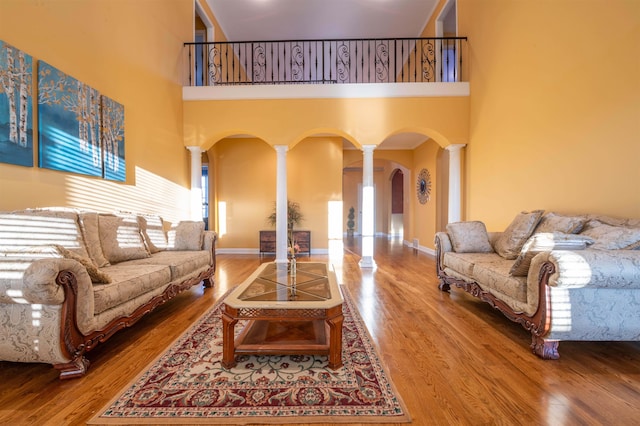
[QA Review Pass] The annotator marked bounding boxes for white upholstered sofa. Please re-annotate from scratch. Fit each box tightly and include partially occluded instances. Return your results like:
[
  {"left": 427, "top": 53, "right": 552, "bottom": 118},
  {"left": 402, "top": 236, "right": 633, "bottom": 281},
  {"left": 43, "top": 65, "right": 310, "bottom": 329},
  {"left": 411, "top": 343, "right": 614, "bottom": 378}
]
[
  {"left": 435, "top": 210, "right": 640, "bottom": 359},
  {"left": 0, "top": 208, "right": 216, "bottom": 379}
]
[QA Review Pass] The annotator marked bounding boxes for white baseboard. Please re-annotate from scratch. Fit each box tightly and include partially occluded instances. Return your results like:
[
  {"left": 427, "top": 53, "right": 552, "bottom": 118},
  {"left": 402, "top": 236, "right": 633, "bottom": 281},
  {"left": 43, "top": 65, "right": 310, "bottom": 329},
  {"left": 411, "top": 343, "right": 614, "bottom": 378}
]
[{"left": 402, "top": 239, "right": 435, "bottom": 256}]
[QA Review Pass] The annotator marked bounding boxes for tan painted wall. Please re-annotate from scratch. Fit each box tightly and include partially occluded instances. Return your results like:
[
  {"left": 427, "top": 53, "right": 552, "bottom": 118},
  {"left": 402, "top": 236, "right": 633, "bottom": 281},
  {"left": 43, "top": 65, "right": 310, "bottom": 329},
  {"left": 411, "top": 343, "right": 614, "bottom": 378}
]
[
  {"left": 289, "top": 137, "right": 343, "bottom": 248},
  {"left": 0, "top": 0, "right": 193, "bottom": 222},
  {"left": 183, "top": 97, "right": 469, "bottom": 149},
  {"left": 459, "top": 0, "right": 640, "bottom": 229},
  {"left": 209, "top": 138, "right": 275, "bottom": 248},
  {"left": 412, "top": 141, "right": 440, "bottom": 248}
]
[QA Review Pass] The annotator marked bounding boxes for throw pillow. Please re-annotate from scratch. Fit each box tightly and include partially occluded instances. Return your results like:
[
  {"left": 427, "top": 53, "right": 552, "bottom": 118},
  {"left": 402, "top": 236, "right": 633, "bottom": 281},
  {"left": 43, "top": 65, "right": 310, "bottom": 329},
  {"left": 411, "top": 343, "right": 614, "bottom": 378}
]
[
  {"left": 535, "top": 212, "right": 586, "bottom": 234},
  {"left": 446, "top": 221, "right": 494, "bottom": 253},
  {"left": 168, "top": 221, "right": 205, "bottom": 251},
  {"left": 54, "top": 245, "right": 112, "bottom": 284},
  {"left": 509, "top": 233, "right": 595, "bottom": 276},
  {"left": 137, "top": 215, "right": 167, "bottom": 254},
  {"left": 580, "top": 220, "right": 640, "bottom": 250},
  {"left": 494, "top": 210, "right": 545, "bottom": 260},
  {"left": 78, "top": 212, "right": 111, "bottom": 267},
  {"left": 98, "top": 214, "right": 150, "bottom": 263}
]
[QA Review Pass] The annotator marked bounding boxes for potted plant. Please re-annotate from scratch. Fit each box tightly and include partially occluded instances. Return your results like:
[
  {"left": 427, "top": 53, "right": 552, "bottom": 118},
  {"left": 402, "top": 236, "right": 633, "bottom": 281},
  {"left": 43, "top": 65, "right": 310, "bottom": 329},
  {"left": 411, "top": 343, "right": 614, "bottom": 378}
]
[
  {"left": 268, "top": 200, "right": 304, "bottom": 257},
  {"left": 347, "top": 206, "right": 355, "bottom": 236},
  {"left": 267, "top": 199, "right": 304, "bottom": 230}
]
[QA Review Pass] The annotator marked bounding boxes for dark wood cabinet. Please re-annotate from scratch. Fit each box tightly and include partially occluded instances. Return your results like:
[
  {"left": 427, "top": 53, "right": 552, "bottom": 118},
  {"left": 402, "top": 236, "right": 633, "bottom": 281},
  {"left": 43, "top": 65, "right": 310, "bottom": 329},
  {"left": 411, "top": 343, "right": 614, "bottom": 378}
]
[{"left": 259, "top": 230, "right": 310, "bottom": 256}]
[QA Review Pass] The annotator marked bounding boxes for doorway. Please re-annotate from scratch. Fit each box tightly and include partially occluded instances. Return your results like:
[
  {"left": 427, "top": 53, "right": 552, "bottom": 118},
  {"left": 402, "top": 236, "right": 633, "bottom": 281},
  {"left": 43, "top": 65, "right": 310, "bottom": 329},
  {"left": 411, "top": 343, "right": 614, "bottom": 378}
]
[{"left": 390, "top": 169, "right": 404, "bottom": 237}]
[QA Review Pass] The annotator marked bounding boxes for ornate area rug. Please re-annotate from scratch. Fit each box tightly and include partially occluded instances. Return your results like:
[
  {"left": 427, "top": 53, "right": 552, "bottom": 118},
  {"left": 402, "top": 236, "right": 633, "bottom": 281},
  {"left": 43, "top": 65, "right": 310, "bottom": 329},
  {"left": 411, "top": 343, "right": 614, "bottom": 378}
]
[{"left": 89, "top": 287, "right": 410, "bottom": 424}]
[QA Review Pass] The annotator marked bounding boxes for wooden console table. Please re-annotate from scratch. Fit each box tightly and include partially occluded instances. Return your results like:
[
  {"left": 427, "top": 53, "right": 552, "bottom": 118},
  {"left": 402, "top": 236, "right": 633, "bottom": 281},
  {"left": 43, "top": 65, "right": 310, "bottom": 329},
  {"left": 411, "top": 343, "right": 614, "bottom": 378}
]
[{"left": 259, "top": 230, "right": 311, "bottom": 256}]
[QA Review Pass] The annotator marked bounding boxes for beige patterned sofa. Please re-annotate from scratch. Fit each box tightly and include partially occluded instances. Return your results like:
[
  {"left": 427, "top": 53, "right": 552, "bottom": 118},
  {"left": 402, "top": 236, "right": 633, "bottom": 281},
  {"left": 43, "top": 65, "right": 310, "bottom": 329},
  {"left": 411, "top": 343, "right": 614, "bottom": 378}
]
[
  {"left": 0, "top": 208, "right": 216, "bottom": 379},
  {"left": 435, "top": 210, "right": 640, "bottom": 359}
]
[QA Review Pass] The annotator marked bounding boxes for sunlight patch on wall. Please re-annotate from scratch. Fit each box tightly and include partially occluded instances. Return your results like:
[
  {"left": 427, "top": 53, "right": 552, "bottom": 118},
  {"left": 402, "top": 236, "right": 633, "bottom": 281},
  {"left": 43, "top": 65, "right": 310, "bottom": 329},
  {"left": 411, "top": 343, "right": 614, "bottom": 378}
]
[
  {"left": 218, "top": 201, "right": 227, "bottom": 237},
  {"left": 327, "top": 200, "right": 343, "bottom": 240},
  {"left": 64, "top": 166, "right": 190, "bottom": 223}
]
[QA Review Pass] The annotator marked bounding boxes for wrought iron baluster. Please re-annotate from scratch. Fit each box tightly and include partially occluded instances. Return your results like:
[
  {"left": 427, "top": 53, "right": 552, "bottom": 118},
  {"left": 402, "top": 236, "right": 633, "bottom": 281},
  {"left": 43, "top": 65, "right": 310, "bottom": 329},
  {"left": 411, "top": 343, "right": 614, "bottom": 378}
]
[
  {"left": 208, "top": 44, "right": 220, "bottom": 85},
  {"left": 337, "top": 41, "right": 350, "bottom": 83},
  {"left": 375, "top": 40, "right": 389, "bottom": 83},
  {"left": 291, "top": 42, "right": 304, "bottom": 82}
]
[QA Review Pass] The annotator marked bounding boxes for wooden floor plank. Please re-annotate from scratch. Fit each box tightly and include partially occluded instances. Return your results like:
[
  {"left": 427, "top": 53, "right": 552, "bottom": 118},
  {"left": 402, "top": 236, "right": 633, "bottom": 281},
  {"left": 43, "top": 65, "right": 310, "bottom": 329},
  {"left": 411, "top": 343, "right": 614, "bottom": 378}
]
[{"left": 1, "top": 237, "right": 640, "bottom": 425}]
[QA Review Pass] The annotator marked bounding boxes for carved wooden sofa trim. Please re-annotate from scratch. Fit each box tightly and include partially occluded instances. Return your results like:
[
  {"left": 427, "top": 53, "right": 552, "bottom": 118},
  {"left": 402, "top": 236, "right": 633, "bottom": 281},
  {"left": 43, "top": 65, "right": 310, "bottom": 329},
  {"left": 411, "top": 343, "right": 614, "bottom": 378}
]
[
  {"left": 435, "top": 241, "right": 559, "bottom": 359},
  {"left": 53, "top": 266, "right": 215, "bottom": 379}
]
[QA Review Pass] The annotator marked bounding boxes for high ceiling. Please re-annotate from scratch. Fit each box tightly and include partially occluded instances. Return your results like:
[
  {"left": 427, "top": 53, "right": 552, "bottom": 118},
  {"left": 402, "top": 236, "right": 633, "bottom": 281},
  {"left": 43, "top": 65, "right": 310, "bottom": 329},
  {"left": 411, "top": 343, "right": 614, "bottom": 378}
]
[
  {"left": 204, "top": 0, "right": 440, "bottom": 150},
  {"left": 205, "top": 0, "right": 440, "bottom": 41}
]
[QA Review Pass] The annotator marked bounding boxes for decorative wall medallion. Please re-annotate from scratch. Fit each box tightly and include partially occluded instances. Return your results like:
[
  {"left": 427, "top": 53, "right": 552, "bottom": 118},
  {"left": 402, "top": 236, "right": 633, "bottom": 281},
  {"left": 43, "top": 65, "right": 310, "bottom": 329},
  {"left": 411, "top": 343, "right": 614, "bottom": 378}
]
[{"left": 416, "top": 168, "right": 431, "bottom": 204}]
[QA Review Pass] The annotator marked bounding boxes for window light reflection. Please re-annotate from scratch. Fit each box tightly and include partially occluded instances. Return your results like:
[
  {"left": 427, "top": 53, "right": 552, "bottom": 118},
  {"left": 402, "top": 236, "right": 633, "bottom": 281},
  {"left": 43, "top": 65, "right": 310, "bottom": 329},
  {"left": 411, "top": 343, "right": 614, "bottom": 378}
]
[
  {"left": 64, "top": 166, "right": 191, "bottom": 224},
  {"left": 31, "top": 304, "right": 42, "bottom": 327}
]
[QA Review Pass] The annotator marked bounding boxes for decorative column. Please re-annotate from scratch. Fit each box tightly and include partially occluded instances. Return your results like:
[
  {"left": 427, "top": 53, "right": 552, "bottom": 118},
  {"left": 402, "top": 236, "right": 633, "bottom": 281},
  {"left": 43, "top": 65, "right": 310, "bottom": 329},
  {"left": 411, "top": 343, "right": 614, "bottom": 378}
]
[
  {"left": 274, "top": 145, "right": 289, "bottom": 264},
  {"left": 446, "top": 144, "right": 466, "bottom": 224},
  {"left": 360, "top": 145, "right": 377, "bottom": 268},
  {"left": 187, "top": 146, "right": 203, "bottom": 221}
]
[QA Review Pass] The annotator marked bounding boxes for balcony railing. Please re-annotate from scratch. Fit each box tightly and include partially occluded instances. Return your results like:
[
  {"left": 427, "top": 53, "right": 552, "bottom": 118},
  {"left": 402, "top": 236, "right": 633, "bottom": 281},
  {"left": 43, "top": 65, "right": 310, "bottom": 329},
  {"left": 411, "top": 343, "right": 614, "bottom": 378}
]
[{"left": 184, "top": 37, "right": 467, "bottom": 87}]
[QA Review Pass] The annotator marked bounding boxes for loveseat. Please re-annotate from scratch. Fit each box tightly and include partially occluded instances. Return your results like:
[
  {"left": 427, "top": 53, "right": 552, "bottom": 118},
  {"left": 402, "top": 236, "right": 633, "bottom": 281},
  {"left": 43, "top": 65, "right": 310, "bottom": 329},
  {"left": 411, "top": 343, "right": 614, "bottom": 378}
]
[
  {"left": 0, "top": 208, "right": 216, "bottom": 379},
  {"left": 435, "top": 210, "right": 640, "bottom": 359}
]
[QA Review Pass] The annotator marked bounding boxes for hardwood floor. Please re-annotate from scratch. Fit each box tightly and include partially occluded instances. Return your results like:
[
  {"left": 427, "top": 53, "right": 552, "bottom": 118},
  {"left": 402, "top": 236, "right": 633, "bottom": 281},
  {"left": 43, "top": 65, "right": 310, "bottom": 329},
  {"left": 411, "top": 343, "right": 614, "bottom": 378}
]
[{"left": 1, "top": 237, "right": 639, "bottom": 425}]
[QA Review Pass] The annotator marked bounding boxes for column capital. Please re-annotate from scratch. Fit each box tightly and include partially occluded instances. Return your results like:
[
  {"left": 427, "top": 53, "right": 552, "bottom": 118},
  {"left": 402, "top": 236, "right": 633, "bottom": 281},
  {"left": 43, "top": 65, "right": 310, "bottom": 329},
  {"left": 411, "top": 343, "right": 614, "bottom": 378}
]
[
  {"left": 362, "top": 144, "right": 376, "bottom": 153},
  {"left": 274, "top": 145, "right": 289, "bottom": 153},
  {"left": 186, "top": 146, "right": 203, "bottom": 154},
  {"left": 445, "top": 143, "right": 466, "bottom": 152}
]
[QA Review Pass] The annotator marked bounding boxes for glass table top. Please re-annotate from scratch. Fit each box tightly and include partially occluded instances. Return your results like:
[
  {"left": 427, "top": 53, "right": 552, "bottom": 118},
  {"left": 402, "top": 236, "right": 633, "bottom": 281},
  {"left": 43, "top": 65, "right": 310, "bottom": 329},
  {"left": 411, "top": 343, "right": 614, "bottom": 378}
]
[{"left": 237, "top": 262, "right": 331, "bottom": 302}]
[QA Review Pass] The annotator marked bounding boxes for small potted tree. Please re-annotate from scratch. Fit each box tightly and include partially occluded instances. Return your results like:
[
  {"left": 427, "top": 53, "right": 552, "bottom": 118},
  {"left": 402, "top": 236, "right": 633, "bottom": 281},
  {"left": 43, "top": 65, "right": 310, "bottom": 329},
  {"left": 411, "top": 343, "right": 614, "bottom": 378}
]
[{"left": 347, "top": 206, "right": 355, "bottom": 236}]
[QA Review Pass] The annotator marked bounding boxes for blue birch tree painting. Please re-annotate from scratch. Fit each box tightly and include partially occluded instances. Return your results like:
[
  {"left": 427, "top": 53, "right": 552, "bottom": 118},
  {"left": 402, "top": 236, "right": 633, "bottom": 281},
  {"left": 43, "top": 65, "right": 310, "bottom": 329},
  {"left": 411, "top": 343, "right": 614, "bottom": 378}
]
[
  {"left": 0, "top": 40, "right": 33, "bottom": 167},
  {"left": 38, "top": 61, "right": 102, "bottom": 177},
  {"left": 101, "top": 96, "right": 125, "bottom": 181}
]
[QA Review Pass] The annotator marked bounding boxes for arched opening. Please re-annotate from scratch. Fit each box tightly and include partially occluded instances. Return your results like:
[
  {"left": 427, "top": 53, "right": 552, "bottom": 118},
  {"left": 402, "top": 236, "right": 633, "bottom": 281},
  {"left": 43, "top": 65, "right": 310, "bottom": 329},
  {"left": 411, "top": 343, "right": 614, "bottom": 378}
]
[{"left": 390, "top": 169, "right": 404, "bottom": 238}]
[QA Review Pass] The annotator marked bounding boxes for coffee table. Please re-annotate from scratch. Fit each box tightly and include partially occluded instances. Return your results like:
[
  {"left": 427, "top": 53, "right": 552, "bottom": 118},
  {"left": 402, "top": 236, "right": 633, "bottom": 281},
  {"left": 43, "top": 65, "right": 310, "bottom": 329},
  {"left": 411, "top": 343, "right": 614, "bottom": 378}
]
[{"left": 221, "top": 261, "right": 344, "bottom": 369}]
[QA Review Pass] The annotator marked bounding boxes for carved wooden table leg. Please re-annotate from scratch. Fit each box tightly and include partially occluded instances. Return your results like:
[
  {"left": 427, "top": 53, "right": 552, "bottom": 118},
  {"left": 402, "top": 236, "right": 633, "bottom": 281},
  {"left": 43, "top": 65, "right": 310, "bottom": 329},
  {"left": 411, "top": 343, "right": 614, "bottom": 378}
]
[
  {"left": 327, "top": 305, "right": 344, "bottom": 370},
  {"left": 221, "top": 306, "right": 238, "bottom": 368}
]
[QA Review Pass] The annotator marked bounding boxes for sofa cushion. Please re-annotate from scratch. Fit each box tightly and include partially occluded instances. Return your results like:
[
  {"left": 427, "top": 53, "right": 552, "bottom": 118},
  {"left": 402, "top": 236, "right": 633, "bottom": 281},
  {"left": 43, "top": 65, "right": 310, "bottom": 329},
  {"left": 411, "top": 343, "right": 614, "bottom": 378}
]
[
  {"left": 137, "top": 214, "right": 167, "bottom": 253},
  {"left": 78, "top": 212, "right": 111, "bottom": 267},
  {"left": 99, "top": 214, "right": 150, "bottom": 264},
  {"left": 509, "top": 233, "right": 595, "bottom": 276},
  {"left": 444, "top": 252, "right": 503, "bottom": 277},
  {"left": 473, "top": 261, "right": 528, "bottom": 303},
  {"left": 580, "top": 220, "right": 640, "bottom": 250},
  {"left": 535, "top": 212, "right": 586, "bottom": 234},
  {"left": 93, "top": 263, "right": 171, "bottom": 315},
  {"left": 446, "top": 221, "right": 494, "bottom": 253},
  {"left": 53, "top": 245, "right": 112, "bottom": 283},
  {"left": 494, "top": 210, "right": 545, "bottom": 260},
  {"left": 127, "top": 250, "right": 211, "bottom": 281},
  {"left": 167, "top": 221, "right": 205, "bottom": 251}
]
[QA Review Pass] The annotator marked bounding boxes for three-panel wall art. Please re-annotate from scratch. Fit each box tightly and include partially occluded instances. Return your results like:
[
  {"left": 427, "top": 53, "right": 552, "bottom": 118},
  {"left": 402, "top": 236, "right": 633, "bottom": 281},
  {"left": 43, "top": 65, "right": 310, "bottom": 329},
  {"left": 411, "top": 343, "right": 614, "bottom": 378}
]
[{"left": 0, "top": 40, "right": 125, "bottom": 181}]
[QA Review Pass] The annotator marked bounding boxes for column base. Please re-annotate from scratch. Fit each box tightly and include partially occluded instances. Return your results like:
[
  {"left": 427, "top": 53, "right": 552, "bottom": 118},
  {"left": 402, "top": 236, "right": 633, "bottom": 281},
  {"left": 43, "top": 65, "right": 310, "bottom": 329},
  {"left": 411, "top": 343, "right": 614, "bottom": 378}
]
[{"left": 359, "top": 256, "right": 377, "bottom": 269}]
